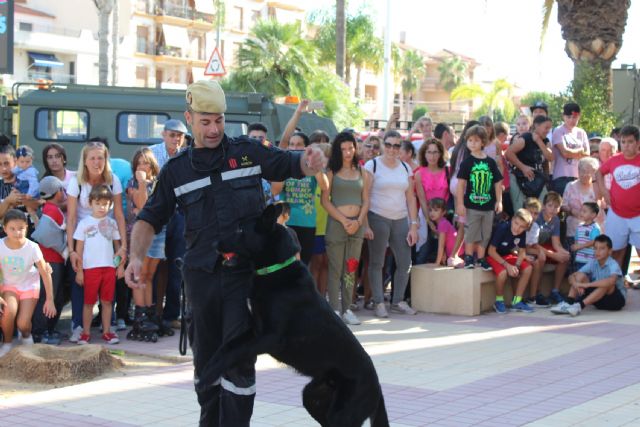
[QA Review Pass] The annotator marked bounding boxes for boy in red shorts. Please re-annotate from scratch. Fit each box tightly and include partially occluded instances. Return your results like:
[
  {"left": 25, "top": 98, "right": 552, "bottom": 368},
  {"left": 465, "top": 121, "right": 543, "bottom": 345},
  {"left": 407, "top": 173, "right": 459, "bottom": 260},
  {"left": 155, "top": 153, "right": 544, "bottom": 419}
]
[
  {"left": 487, "top": 209, "right": 534, "bottom": 313},
  {"left": 73, "top": 185, "right": 124, "bottom": 344}
]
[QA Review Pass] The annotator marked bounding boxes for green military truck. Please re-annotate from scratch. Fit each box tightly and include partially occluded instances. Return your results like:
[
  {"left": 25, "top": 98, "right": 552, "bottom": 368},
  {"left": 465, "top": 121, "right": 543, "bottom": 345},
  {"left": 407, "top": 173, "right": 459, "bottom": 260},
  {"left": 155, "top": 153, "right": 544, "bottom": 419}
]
[{"left": 0, "top": 83, "right": 337, "bottom": 171}]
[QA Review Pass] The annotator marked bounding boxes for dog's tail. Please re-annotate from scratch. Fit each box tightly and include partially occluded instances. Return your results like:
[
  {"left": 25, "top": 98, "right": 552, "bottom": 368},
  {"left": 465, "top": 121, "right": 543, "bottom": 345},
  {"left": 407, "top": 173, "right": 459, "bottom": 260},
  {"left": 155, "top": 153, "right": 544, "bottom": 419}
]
[{"left": 370, "top": 394, "right": 389, "bottom": 427}]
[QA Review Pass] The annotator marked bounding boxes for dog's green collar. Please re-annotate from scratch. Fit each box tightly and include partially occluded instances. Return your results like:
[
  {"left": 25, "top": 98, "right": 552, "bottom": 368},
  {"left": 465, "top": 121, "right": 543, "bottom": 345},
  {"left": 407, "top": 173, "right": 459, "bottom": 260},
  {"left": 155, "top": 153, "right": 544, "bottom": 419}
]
[{"left": 255, "top": 256, "right": 297, "bottom": 276}]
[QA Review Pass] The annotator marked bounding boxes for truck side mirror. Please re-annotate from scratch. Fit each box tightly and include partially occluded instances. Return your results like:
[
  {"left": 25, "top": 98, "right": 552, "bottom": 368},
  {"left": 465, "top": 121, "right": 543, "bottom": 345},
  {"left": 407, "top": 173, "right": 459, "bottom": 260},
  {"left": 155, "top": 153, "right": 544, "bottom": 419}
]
[{"left": 0, "top": 95, "right": 6, "bottom": 108}]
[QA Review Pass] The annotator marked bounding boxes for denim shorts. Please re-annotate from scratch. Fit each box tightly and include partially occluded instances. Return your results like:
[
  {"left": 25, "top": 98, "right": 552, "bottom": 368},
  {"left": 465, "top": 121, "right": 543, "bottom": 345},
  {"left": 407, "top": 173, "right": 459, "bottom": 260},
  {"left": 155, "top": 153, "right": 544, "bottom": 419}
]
[{"left": 147, "top": 226, "right": 167, "bottom": 259}]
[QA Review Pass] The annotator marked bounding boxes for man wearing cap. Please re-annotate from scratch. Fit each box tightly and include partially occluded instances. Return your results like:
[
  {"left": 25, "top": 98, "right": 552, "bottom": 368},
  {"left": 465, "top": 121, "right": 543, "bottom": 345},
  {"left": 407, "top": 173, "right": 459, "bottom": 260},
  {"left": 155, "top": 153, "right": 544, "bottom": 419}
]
[
  {"left": 550, "top": 102, "right": 590, "bottom": 195},
  {"left": 530, "top": 101, "right": 549, "bottom": 119},
  {"left": 150, "top": 118, "right": 189, "bottom": 331},
  {"left": 125, "top": 80, "right": 325, "bottom": 426}
]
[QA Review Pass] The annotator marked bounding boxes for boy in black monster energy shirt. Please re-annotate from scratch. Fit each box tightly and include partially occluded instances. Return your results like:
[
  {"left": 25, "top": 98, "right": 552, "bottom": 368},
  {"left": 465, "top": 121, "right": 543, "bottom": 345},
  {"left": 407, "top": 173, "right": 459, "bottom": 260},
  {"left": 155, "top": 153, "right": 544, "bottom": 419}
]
[{"left": 456, "top": 125, "right": 503, "bottom": 270}]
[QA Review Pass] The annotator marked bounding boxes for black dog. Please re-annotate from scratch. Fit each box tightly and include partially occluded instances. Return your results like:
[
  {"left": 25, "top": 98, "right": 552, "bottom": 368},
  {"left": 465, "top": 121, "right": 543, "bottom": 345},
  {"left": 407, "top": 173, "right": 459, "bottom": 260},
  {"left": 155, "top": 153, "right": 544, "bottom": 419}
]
[{"left": 202, "top": 203, "right": 389, "bottom": 427}]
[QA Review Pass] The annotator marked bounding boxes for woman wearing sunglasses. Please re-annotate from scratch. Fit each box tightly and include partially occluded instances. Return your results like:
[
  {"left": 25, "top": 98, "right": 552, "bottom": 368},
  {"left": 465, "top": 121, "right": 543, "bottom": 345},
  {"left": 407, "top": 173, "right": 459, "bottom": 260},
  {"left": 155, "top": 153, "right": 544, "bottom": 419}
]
[{"left": 364, "top": 130, "right": 419, "bottom": 318}]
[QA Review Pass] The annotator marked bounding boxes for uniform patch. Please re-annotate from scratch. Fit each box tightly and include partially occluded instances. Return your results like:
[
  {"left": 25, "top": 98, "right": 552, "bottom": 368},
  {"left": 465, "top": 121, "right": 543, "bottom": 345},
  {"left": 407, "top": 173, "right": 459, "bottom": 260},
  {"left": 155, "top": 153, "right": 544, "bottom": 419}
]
[
  {"left": 229, "top": 158, "right": 238, "bottom": 169},
  {"left": 241, "top": 155, "right": 253, "bottom": 167}
]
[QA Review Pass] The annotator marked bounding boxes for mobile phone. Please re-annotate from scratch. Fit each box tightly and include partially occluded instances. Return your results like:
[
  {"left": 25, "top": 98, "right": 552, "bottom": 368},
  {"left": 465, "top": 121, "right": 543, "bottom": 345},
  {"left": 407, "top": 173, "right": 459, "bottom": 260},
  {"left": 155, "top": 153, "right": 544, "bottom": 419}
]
[{"left": 308, "top": 101, "right": 324, "bottom": 110}]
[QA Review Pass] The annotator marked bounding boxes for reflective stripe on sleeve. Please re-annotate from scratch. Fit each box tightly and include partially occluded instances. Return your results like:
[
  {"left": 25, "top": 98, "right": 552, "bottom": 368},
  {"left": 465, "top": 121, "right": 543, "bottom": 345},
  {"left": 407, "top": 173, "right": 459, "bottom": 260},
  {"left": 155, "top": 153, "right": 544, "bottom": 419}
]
[{"left": 173, "top": 177, "right": 212, "bottom": 196}]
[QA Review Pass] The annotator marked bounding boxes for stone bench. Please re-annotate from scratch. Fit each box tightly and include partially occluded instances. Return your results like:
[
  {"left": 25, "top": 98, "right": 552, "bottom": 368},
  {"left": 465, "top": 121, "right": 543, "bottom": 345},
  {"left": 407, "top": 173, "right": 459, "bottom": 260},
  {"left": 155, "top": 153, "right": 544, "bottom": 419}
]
[{"left": 410, "top": 264, "right": 568, "bottom": 316}]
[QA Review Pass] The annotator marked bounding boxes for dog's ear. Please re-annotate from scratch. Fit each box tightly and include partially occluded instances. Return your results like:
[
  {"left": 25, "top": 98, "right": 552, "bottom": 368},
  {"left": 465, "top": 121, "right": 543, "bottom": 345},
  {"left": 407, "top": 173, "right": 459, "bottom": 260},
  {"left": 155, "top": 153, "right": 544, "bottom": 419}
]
[{"left": 256, "top": 203, "right": 281, "bottom": 233}]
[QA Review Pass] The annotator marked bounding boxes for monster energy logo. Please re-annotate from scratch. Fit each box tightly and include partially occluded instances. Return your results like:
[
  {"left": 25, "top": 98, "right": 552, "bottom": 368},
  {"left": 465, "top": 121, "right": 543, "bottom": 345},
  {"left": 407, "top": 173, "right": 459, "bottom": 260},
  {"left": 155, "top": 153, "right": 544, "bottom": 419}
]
[{"left": 469, "top": 161, "right": 493, "bottom": 205}]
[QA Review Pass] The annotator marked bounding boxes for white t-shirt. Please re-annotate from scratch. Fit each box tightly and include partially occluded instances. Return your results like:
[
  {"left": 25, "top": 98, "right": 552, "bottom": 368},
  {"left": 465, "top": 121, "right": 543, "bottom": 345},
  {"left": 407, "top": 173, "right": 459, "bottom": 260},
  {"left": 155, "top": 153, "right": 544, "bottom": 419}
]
[
  {"left": 66, "top": 175, "right": 123, "bottom": 222},
  {"left": 526, "top": 222, "right": 540, "bottom": 246},
  {"left": 364, "top": 158, "right": 412, "bottom": 220},
  {"left": 551, "top": 124, "right": 589, "bottom": 179},
  {"left": 0, "top": 238, "right": 43, "bottom": 292},
  {"left": 73, "top": 216, "right": 121, "bottom": 269}
]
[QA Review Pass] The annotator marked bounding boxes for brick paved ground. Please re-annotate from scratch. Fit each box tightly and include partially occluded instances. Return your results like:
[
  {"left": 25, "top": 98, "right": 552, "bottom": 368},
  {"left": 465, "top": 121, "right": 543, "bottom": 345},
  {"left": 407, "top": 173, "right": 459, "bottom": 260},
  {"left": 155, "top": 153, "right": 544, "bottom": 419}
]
[{"left": 1, "top": 289, "right": 640, "bottom": 426}]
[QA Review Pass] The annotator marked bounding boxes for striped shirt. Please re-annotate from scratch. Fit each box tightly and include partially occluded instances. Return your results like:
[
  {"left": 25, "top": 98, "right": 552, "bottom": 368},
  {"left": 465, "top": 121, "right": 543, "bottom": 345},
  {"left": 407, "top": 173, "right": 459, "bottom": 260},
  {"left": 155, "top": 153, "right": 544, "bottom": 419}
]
[{"left": 150, "top": 143, "right": 171, "bottom": 169}]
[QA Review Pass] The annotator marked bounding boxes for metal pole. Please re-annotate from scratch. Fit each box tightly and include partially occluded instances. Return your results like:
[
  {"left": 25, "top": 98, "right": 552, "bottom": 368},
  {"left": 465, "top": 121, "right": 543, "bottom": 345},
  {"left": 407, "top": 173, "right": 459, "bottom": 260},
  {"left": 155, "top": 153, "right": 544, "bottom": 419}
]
[
  {"left": 382, "top": 0, "right": 391, "bottom": 121},
  {"left": 216, "top": 0, "right": 221, "bottom": 49}
]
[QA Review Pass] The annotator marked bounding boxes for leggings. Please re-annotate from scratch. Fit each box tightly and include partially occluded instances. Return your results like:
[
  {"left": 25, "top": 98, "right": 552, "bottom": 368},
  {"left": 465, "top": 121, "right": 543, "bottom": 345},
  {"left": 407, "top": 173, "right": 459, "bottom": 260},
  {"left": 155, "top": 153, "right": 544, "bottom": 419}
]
[
  {"left": 367, "top": 211, "right": 411, "bottom": 305},
  {"left": 325, "top": 217, "right": 364, "bottom": 313},
  {"left": 290, "top": 225, "right": 316, "bottom": 265}
]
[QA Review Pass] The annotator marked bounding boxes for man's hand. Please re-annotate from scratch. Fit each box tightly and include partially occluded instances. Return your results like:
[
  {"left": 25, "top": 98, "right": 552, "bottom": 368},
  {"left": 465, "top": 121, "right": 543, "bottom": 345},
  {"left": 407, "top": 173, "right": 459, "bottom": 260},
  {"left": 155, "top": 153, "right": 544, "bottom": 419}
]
[
  {"left": 302, "top": 145, "right": 325, "bottom": 174},
  {"left": 506, "top": 264, "right": 519, "bottom": 277},
  {"left": 125, "top": 257, "right": 145, "bottom": 289}
]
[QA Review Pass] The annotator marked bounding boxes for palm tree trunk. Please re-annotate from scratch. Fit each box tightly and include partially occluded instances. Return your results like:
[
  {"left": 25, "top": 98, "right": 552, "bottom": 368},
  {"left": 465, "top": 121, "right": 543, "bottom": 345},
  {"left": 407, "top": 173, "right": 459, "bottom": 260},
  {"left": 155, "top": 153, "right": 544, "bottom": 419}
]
[
  {"left": 94, "top": 0, "right": 114, "bottom": 86},
  {"left": 345, "top": 57, "right": 351, "bottom": 87},
  {"left": 110, "top": 0, "right": 118, "bottom": 85},
  {"left": 355, "top": 66, "right": 362, "bottom": 98},
  {"left": 335, "top": 0, "right": 346, "bottom": 79}
]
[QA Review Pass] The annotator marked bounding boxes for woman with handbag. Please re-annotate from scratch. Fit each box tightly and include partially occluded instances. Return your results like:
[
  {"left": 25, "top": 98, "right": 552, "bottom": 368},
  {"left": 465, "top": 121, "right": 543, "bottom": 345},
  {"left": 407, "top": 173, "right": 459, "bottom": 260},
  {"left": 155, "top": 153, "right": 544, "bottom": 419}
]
[{"left": 506, "top": 115, "right": 554, "bottom": 210}]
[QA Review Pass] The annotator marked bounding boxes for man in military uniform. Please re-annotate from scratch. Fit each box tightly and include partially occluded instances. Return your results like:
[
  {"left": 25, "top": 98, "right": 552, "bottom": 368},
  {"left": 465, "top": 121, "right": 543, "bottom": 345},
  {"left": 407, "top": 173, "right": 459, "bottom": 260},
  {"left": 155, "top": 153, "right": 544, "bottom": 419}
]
[{"left": 125, "top": 80, "right": 325, "bottom": 426}]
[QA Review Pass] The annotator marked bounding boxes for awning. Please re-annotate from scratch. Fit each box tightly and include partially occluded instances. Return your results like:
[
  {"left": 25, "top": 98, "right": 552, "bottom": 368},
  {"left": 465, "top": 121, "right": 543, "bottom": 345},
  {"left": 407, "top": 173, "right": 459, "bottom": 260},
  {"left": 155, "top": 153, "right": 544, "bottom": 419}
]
[
  {"left": 194, "top": 0, "right": 216, "bottom": 14},
  {"left": 28, "top": 52, "right": 64, "bottom": 68},
  {"left": 162, "top": 24, "right": 190, "bottom": 48}
]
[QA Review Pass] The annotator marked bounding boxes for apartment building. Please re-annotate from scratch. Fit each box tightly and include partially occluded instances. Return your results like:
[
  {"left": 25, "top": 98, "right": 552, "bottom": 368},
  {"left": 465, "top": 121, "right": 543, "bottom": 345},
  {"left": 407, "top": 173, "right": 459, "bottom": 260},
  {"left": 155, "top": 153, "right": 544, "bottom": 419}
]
[{"left": 3, "top": 0, "right": 305, "bottom": 91}]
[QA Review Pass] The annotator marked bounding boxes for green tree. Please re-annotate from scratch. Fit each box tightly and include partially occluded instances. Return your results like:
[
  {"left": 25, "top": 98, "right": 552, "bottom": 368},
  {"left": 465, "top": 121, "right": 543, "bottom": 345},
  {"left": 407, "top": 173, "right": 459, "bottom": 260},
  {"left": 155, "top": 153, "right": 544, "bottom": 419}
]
[
  {"left": 400, "top": 49, "right": 425, "bottom": 120},
  {"left": 452, "top": 79, "right": 516, "bottom": 121},
  {"left": 438, "top": 56, "right": 467, "bottom": 94},
  {"left": 224, "top": 19, "right": 316, "bottom": 96},
  {"left": 307, "top": 72, "right": 365, "bottom": 130},
  {"left": 571, "top": 65, "right": 619, "bottom": 135},
  {"left": 519, "top": 91, "right": 567, "bottom": 124},
  {"left": 312, "top": 9, "right": 383, "bottom": 90},
  {"left": 541, "top": 0, "right": 631, "bottom": 107}
]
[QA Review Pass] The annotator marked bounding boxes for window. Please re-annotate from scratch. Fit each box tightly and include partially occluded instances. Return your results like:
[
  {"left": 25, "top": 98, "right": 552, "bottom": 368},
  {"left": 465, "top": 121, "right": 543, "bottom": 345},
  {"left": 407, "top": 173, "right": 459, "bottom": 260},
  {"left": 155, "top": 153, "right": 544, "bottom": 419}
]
[
  {"left": 136, "top": 66, "right": 148, "bottom": 87},
  {"left": 137, "top": 26, "right": 149, "bottom": 54},
  {"left": 364, "top": 85, "right": 377, "bottom": 101},
  {"left": 116, "top": 112, "right": 169, "bottom": 144},
  {"left": 19, "top": 22, "right": 33, "bottom": 32},
  {"left": 232, "top": 6, "right": 243, "bottom": 31},
  {"left": 225, "top": 122, "right": 248, "bottom": 138},
  {"left": 35, "top": 109, "right": 89, "bottom": 142}
]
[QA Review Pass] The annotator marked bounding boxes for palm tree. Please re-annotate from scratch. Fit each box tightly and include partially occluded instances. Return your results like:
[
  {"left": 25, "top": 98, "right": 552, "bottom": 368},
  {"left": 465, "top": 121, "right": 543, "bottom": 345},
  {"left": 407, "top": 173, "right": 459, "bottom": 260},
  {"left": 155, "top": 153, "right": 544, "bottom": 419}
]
[
  {"left": 336, "top": 0, "right": 346, "bottom": 79},
  {"left": 452, "top": 79, "right": 515, "bottom": 121},
  {"left": 225, "top": 20, "right": 316, "bottom": 97},
  {"left": 400, "top": 49, "right": 425, "bottom": 120},
  {"left": 541, "top": 0, "right": 631, "bottom": 106},
  {"left": 438, "top": 56, "right": 467, "bottom": 110},
  {"left": 110, "top": 0, "right": 118, "bottom": 85},
  {"left": 93, "top": 0, "right": 115, "bottom": 86},
  {"left": 313, "top": 10, "right": 383, "bottom": 90}
]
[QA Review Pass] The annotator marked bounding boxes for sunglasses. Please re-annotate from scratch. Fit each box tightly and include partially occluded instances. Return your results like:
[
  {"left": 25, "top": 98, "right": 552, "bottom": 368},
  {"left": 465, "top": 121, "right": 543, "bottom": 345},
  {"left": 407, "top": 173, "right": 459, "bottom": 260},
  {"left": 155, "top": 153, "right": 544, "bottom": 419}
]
[
  {"left": 384, "top": 142, "right": 402, "bottom": 149},
  {"left": 364, "top": 143, "right": 380, "bottom": 150}
]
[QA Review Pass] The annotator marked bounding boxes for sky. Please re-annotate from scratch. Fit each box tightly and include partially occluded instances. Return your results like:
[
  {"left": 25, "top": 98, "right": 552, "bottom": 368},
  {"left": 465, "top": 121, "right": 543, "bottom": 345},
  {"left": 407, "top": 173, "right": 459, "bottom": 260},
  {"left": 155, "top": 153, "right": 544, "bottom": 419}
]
[{"left": 301, "top": 0, "right": 640, "bottom": 94}]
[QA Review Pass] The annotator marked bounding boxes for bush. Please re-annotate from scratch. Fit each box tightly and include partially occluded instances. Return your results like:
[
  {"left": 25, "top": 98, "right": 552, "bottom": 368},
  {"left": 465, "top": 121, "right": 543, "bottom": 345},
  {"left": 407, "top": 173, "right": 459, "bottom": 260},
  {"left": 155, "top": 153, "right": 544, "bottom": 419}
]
[{"left": 412, "top": 106, "right": 428, "bottom": 122}]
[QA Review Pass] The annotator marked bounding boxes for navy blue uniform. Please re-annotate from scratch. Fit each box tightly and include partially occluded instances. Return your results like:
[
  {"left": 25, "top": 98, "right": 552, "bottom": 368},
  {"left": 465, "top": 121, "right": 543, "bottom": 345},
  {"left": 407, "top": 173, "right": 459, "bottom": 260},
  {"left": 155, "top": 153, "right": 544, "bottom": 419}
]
[{"left": 138, "top": 135, "right": 304, "bottom": 426}]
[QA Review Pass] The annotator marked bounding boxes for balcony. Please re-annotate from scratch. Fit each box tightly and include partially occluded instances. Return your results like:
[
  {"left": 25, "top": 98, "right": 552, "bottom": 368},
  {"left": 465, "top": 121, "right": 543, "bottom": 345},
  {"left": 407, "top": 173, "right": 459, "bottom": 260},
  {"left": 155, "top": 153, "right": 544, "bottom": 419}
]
[
  {"left": 134, "top": 0, "right": 217, "bottom": 31},
  {"left": 135, "top": 44, "right": 206, "bottom": 67}
]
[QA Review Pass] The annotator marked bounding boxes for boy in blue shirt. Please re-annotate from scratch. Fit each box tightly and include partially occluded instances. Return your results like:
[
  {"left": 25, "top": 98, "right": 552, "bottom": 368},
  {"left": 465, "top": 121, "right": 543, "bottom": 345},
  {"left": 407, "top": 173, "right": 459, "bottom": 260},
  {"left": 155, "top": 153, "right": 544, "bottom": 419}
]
[
  {"left": 551, "top": 235, "right": 625, "bottom": 316},
  {"left": 486, "top": 209, "right": 534, "bottom": 313},
  {"left": 570, "top": 202, "right": 601, "bottom": 272}
]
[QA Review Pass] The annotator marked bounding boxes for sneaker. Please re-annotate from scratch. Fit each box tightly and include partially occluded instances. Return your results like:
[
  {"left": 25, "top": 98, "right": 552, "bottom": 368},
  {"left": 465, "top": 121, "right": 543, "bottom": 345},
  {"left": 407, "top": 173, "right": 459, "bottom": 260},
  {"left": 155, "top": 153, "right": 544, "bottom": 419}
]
[
  {"left": 535, "top": 293, "right": 550, "bottom": 307},
  {"left": 511, "top": 301, "right": 534, "bottom": 313},
  {"left": 550, "top": 301, "right": 571, "bottom": 315},
  {"left": 549, "top": 289, "right": 565, "bottom": 304},
  {"left": 0, "top": 343, "right": 14, "bottom": 358},
  {"left": 493, "top": 301, "right": 507, "bottom": 314},
  {"left": 77, "top": 333, "right": 91, "bottom": 345},
  {"left": 477, "top": 258, "right": 492, "bottom": 271},
  {"left": 524, "top": 296, "right": 535, "bottom": 304},
  {"left": 567, "top": 302, "right": 582, "bottom": 317},
  {"left": 464, "top": 255, "right": 475, "bottom": 269},
  {"left": 69, "top": 326, "right": 83, "bottom": 343},
  {"left": 21, "top": 334, "right": 34, "bottom": 345},
  {"left": 374, "top": 302, "right": 388, "bottom": 318},
  {"left": 116, "top": 319, "right": 127, "bottom": 331},
  {"left": 102, "top": 332, "right": 120, "bottom": 344},
  {"left": 390, "top": 301, "right": 417, "bottom": 315},
  {"left": 42, "top": 331, "right": 61, "bottom": 345},
  {"left": 342, "top": 310, "right": 361, "bottom": 325},
  {"left": 364, "top": 300, "right": 375, "bottom": 310},
  {"left": 349, "top": 303, "right": 359, "bottom": 312}
]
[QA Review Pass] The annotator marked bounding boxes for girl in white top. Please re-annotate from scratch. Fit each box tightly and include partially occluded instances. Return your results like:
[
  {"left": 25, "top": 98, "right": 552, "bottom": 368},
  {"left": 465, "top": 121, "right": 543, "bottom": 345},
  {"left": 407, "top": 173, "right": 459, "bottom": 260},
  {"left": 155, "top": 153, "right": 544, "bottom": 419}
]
[
  {"left": 364, "top": 130, "right": 419, "bottom": 318},
  {"left": 0, "top": 209, "right": 56, "bottom": 357}
]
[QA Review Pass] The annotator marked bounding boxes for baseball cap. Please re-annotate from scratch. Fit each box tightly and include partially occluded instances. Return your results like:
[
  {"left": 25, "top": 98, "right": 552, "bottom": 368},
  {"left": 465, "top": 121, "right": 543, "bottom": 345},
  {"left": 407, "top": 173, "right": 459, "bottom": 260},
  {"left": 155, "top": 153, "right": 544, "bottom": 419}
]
[
  {"left": 563, "top": 102, "right": 581, "bottom": 116},
  {"left": 588, "top": 132, "right": 602, "bottom": 142},
  {"left": 39, "top": 176, "right": 64, "bottom": 199},
  {"left": 185, "top": 80, "right": 227, "bottom": 114},
  {"left": 164, "top": 119, "right": 188, "bottom": 134},
  {"left": 530, "top": 101, "right": 548, "bottom": 113}
]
